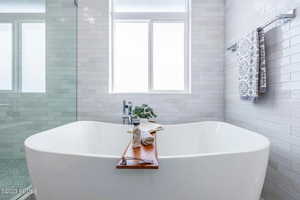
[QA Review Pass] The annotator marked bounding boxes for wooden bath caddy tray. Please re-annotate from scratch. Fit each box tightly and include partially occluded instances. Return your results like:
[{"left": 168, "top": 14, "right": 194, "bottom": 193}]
[{"left": 116, "top": 133, "right": 159, "bottom": 169}]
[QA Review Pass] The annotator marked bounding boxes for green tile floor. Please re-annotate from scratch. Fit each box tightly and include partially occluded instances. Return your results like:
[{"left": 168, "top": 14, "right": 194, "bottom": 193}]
[{"left": 0, "top": 159, "right": 31, "bottom": 200}]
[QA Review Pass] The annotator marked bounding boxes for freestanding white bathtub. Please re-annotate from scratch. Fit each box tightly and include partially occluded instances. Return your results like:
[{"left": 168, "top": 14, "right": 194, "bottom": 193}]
[{"left": 25, "top": 121, "right": 270, "bottom": 200}]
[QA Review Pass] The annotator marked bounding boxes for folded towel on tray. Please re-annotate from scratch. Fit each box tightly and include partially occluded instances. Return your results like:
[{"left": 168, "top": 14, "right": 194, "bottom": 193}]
[
  {"left": 141, "top": 131, "right": 155, "bottom": 146},
  {"left": 127, "top": 122, "right": 163, "bottom": 134},
  {"left": 140, "top": 122, "right": 163, "bottom": 133}
]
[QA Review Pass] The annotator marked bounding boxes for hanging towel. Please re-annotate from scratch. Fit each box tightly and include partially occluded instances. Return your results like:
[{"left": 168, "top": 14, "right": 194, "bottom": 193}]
[
  {"left": 237, "top": 28, "right": 267, "bottom": 101},
  {"left": 258, "top": 29, "right": 267, "bottom": 94}
]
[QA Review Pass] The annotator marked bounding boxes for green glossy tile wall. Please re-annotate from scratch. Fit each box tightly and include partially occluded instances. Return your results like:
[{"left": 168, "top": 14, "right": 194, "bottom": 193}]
[{"left": 0, "top": 0, "right": 77, "bottom": 199}]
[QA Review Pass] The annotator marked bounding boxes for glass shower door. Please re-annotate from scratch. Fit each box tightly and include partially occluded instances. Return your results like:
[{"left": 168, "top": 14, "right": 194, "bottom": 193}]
[{"left": 0, "top": 0, "right": 77, "bottom": 199}]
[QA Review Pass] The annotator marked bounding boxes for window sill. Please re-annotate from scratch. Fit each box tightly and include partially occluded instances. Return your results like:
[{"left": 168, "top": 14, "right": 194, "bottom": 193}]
[
  {"left": 0, "top": 90, "right": 46, "bottom": 95},
  {"left": 109, "top": 90, "right": 191, "bottom": 95}
]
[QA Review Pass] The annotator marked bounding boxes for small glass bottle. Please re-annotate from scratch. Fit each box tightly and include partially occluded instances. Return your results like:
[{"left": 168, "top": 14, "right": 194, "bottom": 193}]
[{"left": 132, "top": 119, "right": 141, "bottom": 149}]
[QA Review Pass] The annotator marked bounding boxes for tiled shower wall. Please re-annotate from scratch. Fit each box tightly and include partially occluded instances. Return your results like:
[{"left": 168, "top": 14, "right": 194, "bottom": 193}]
[
  {"left": 77, "top": 0, "right": 224, "bottom": 124},
  {"left": 0, "top": 0, "right": 77, "bottom": 160},
  {"left": 225, "top": 0, "right": 300, "bottom": 199}
]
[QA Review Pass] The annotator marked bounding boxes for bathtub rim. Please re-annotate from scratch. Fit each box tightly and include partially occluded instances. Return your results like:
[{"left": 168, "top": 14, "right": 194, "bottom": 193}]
[{"left": 24, "top": 121, "right": 270, "bottom": 160}]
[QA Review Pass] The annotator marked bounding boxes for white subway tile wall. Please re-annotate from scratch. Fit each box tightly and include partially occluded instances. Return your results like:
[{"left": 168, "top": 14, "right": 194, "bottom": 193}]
[
  {"left": 225, "top": 0, "right": 300, "bottom": 199},
  {"left": 77, "top": 0, "right": 225, "bottom": 124}
]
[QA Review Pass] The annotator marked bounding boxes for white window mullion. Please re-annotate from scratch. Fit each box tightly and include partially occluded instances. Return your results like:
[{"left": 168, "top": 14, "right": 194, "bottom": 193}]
[
  {"left": 148, "top": 20, "right": 154, "bottom": 92},
  {"left": 184, "top": 17, "right": 190, "bottom": 92},
  {"left": 185, "top": 0, "right": 191, "bottom": 92},
  {"left": 16, "top": 21, "right": 21, "bottom": 92},
  {"left": 109, "top": 14, "right": 114, "bottom": 93}
]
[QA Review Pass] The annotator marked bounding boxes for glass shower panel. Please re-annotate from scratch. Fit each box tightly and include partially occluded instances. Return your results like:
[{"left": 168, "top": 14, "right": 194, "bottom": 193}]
[{"left": 0, "top": 0, "right": 77, "bottom": 200}]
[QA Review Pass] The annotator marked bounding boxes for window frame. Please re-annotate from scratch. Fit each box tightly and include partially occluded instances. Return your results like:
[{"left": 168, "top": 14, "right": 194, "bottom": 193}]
[
  {"left": 0, "top": 13, "right": 45, "bottom": 94},
  {"left": 109, "top": 0, "right": 191, "bottom": 94}
]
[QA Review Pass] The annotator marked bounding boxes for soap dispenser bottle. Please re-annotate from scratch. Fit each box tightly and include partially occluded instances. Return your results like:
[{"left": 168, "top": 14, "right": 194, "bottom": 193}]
[{"left": 132, "top": 119, "right": 142, "bottom": 149}]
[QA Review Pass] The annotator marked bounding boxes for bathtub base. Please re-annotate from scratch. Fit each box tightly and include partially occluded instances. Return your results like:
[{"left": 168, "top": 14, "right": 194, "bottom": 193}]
[{"left": 26, "top": 148, "right": 268, "bottom": 200}]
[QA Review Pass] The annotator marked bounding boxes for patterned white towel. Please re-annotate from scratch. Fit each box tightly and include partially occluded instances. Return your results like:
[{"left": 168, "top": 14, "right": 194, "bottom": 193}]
[{"left": 237, "top": 28, "right": 267, "bottom": 101}]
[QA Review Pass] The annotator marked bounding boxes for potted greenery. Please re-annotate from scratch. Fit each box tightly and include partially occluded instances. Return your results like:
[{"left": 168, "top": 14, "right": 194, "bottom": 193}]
[{"left": 132, "top": 104, "right": 157, "bottom": 123}]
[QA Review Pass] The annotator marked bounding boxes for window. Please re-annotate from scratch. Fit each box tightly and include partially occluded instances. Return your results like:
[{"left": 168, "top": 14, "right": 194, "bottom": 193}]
[
  {"left": 21, "top": 23, "right": 46, "bottom": 93},
  {"left": 0, "top": 19, "right": 45, "bottom": 93},
  {"left": 0, "top": 23, "right": 13, "bottom": 90},
  {"left": 153, "top": 22, "right": 185, "bottom": 91},
  {"left": 113, "top": 22, "right": 149, "bottom": 93},
  {"left": 110, "top": 0, "right": 190, "bottom": 93}
]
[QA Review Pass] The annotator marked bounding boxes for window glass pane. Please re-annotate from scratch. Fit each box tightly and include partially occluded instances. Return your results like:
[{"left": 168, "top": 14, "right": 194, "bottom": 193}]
[
  {"left": 113, "top": 22, "right": 149, "bottom": 93},
  {"left": 153, "top": 22, "right": 185, "bottom": 91},
  {"left": 0, "top": 23, "right": 13, "bottom": 90},
  {"left": 113, "top": 0, "right": 186, "bottom": 12},
  {"left": 22, "top": 23, "right": 46, "bottom": 93}
]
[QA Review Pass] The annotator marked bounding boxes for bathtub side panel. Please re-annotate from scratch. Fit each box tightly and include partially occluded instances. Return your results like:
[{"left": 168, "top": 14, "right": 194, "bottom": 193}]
[{"left": 26, "top": 148, "right": 269, "bottom": 200}]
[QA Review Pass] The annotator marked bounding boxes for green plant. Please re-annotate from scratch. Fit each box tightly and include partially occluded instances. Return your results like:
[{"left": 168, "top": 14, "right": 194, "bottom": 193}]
[{"left": 133, "top": 104, "right": 157, "bottom": 119}]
